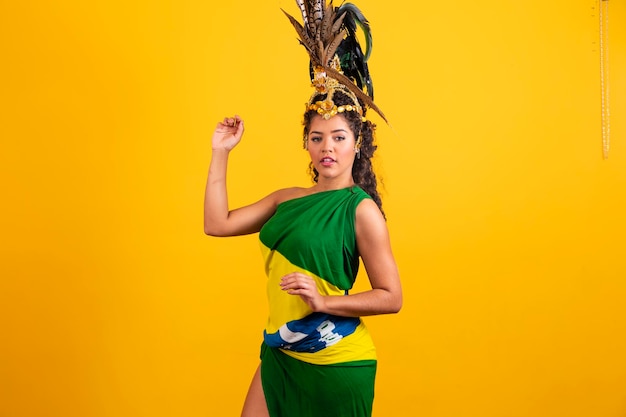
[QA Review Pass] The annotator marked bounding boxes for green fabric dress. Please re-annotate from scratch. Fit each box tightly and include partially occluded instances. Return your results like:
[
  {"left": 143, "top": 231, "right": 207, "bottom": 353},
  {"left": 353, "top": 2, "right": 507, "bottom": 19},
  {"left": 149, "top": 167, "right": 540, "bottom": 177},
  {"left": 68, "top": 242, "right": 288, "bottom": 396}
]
[{"left": 258, "top": 186, "right": 377, "bottom": 417}]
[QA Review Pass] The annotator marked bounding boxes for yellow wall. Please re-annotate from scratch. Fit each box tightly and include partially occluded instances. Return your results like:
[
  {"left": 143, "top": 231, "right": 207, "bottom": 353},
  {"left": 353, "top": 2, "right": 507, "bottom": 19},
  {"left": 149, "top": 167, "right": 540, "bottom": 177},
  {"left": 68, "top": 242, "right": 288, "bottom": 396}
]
[{"left": 1, "top": 1, "right": 625, "bottom": 416}]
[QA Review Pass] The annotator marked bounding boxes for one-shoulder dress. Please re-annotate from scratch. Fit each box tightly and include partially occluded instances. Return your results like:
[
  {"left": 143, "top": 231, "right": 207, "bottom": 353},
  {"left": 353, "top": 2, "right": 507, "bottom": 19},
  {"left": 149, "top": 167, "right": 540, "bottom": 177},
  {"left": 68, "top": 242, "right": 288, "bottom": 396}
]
[{"left": 258, "top": 186, "right": 377, "bottom": 417}]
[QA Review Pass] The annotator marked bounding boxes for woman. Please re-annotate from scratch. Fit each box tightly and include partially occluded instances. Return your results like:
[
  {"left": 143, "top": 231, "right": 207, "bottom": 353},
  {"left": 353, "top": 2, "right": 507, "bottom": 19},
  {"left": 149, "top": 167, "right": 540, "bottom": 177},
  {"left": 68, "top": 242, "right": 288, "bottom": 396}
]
[
  {"left": 204, "top": 3, "right": 400, "bottom": 416},
  {"left": 205, "top": 93, "right": 401, "bottom": 417}
]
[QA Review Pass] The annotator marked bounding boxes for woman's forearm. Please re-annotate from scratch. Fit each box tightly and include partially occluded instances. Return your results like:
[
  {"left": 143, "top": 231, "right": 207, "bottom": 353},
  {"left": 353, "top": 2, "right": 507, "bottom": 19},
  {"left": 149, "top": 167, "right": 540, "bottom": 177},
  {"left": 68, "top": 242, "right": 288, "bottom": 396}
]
[
  {"left": 204, "top": 149, "right": 231, "bottom": 235},
  {"left": 321, "top": 288, "right": 402, "bottom": 317}
]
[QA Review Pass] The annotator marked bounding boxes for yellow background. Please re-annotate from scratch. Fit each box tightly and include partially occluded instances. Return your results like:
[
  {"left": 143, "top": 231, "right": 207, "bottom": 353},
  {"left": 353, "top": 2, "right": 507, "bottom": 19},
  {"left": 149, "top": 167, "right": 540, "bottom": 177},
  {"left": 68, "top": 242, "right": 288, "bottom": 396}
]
[{"left": 1, "top": 0, "right": 625, "bottom": 416}]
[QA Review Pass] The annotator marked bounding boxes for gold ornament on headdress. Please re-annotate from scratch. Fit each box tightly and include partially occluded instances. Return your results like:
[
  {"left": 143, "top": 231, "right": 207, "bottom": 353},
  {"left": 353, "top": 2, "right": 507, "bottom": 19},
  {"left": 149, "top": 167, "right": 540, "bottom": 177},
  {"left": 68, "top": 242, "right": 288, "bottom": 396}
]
[
  {"left": 282, "top": 0, "right": 387, "bottom": 123},
  {"left": 307, "top": 57, "right": 364, "bottom": 120}
]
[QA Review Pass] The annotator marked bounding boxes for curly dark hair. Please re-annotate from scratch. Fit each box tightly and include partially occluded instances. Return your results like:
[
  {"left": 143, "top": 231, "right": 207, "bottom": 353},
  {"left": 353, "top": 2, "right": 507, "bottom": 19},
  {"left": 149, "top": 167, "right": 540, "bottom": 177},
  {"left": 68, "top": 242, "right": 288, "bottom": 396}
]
[{"left": 303, "top": 90, "right": 385, "bottom": 218}]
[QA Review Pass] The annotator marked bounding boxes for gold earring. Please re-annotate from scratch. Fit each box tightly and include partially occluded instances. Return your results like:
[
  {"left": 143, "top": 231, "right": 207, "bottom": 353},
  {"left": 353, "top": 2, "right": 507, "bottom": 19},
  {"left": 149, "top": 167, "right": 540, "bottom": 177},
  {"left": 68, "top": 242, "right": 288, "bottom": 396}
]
[{"left": 354, "top": 134, "right": 362, "bottom": 158}]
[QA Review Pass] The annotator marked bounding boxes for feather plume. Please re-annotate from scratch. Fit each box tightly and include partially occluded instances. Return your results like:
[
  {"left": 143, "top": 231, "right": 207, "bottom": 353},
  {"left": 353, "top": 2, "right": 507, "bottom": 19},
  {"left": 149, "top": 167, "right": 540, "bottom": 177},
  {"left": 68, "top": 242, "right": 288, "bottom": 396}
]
[
  {"left": 296, "top": 0, "right": 309, "bottom": 32},
  {"left": 316, "top": 40, "right": 326, "bottom": 66},
  {"left": 310, "top": 0, "right": 324, "bottom": 41},
  {"left": 334, "top": 3, "right": 373, "bottom": 97},
  {"left": 324, "top": 29, "right": 347, "bottom": 64},
  {"left": 282, "top": 9, "right": 316, "bottom": 55},
  {"left": 303, "top": 0, "right": 317, "bottom": 37},
  {"left": 336, "top": 3, "right": 372, "bottom": 60},
  {"left": 283, "top": 0, "right": 386, "bottom": 122},
  {"left": 330, "top": 11, "right": 347, "bottom": 36},
  {"left": 320, "top": 1, "right": 335, "bottom": 44}
]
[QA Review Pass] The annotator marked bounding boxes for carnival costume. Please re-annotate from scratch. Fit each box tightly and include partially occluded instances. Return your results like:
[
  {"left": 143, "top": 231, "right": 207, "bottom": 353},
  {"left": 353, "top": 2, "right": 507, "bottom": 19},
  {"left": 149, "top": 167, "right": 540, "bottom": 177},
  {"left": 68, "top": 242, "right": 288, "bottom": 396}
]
[{"left": 258, "top": 2, "right": 386, "bottom": 416}]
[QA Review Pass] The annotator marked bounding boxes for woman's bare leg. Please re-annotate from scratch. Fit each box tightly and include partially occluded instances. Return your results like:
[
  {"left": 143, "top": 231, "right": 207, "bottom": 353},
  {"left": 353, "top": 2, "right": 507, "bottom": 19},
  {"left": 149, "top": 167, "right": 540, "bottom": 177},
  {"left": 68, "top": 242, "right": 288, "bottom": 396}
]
[{"left": 241, "top": 364, "right": 269, "bottom": 417}]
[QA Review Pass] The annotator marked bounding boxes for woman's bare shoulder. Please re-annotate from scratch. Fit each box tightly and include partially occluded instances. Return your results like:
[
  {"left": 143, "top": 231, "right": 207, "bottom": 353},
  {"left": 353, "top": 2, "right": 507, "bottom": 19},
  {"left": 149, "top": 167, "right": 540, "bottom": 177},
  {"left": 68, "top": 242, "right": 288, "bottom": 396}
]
[{"left": 271, "top": 187, "right": 313, "bottom": 205}]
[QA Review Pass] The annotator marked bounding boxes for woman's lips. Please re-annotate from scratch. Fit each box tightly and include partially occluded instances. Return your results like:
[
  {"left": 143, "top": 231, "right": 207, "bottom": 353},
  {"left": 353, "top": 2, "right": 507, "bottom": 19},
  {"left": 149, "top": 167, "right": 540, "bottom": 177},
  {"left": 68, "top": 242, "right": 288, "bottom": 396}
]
[{"left": 320, "top": 156, "right": 335, "bottom": 167}]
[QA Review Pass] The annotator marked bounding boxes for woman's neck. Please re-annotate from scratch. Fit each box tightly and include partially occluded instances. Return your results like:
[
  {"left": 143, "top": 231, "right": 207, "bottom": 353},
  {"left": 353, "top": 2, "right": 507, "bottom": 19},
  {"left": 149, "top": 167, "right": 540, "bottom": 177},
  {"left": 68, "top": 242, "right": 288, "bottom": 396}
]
[{"left": 312, "top": 177, "right": 355, "bottom": 192}]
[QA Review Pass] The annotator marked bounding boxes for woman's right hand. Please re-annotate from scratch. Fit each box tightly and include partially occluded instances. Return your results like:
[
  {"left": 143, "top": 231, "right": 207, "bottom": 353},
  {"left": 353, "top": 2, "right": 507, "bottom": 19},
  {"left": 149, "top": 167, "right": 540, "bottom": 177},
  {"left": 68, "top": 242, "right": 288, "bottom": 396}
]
[{"left": 212, "top": 115, "right": 244, "bottom": 151}]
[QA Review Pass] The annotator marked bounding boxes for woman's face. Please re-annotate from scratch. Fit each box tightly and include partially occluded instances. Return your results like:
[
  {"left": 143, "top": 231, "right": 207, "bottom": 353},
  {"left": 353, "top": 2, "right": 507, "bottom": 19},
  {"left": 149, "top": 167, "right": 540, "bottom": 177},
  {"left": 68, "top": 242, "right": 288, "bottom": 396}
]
[{"left": 306, "top": 114, "right": 357, "bottom": 183}]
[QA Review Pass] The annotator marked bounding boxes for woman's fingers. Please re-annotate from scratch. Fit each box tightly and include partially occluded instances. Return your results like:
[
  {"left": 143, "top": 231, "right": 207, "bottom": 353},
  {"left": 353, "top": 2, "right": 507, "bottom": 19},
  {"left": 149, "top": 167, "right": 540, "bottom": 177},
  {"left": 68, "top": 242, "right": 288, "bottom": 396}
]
[
  {"left": 280, "top": 273, "right": 326, "bottom": 312},
  {"left": 280, "top": 274, "right": 320, "bottom": 299},
  {"left": 219, "top": 115, "right": 241, "bottom": 128},
  {"left": 227, "top": 115, "right": 241, "bottom": 125},
  {"left": 280, "top": 273, "right": 313, "bottom": 291}
]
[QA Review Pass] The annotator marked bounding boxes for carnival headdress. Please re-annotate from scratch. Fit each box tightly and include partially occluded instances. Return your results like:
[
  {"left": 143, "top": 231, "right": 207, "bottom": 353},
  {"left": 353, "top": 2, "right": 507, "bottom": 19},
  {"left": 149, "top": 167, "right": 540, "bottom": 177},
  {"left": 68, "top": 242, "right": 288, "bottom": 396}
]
[{"left": 282, "top": 0, "right": 387, "bottom": 123}]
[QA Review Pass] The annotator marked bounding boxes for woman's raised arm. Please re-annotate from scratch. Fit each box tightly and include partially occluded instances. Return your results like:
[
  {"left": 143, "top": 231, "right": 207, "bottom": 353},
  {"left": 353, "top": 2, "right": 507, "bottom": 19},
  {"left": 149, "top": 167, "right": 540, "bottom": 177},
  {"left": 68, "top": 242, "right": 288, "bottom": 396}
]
[{"left": 204, "top": 115, "right": 281, "bottom": 237}]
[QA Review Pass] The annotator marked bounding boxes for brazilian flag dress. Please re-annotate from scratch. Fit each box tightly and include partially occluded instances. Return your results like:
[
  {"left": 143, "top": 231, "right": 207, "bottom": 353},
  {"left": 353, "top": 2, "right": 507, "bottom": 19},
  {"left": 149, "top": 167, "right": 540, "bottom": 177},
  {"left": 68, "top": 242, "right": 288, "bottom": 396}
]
[{"left": 258, "top": 186, "right": 377, "bottom": 417}]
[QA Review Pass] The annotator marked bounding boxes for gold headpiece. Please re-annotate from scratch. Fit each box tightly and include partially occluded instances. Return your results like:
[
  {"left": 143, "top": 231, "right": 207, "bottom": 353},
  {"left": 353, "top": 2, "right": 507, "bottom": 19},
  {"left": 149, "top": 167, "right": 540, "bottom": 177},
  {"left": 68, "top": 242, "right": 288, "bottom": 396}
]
[
  {"left": 282, "top": 1, "right": 387, "bottom": 123},
  {"left": 307, "top": 57, "right": 364, "bottom": 120}
]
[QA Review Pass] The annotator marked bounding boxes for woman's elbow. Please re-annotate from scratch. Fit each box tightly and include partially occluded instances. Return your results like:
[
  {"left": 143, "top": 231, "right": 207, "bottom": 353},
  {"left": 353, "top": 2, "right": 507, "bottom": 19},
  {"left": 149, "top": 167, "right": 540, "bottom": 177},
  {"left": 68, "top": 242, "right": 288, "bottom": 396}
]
[
  {"left": 204, "top": 223, "right": 227, "bottom": 237},
  {"left": 389, "top": 298, "right": 402, "bottom": 314},
  {"left": 203, "top": 222, "right": 215, "bottom": 236},
  {"left": 387, "top": 291, "right": 403, "bottom": 314}
]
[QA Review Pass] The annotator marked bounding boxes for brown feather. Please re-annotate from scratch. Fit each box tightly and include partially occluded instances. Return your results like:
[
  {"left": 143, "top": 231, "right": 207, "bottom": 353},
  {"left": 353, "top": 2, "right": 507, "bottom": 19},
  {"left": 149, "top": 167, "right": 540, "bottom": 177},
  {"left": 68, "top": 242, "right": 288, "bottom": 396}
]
[
  {"left": 320, "top": 1, "right": 335, "bottom": 44},
  {"left": 311, "top": 0, "right": 324, "bottom": 42},
  {"left": 305, "top": 0, "right": 317, "bottom": 37},
  {"left": 323, "top": 29, "right": 346, "bottom": 65},
  {"left": 295, "top": 0, "right": 309, "bottom": 34},
  {"left": 317, "top": 40, "right": 325, "bottom": 64},
  {"left": 282, "top": 9, "right": 315, "bottom": 52},
  {"left": 325, "top": 66, "right": 388, "bottom": 123},
  {"left": 330, "top": 11, "right": 347, "bottom": 35}
]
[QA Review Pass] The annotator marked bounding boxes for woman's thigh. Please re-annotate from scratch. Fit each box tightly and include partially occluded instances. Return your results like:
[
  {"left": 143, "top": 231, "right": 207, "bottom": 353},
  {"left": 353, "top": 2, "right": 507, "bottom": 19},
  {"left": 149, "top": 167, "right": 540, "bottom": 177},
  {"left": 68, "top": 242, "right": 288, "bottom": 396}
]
[{"left": 241, "top": 364, "right": 269, "bottom": 417}]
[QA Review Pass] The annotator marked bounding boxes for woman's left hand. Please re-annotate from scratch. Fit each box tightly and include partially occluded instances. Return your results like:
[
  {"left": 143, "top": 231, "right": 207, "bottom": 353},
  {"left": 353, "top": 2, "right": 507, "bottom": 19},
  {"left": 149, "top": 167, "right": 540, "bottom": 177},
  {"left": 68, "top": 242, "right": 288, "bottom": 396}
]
[{"left": 280, "top": 272, "right": 326, "bottom": 313}]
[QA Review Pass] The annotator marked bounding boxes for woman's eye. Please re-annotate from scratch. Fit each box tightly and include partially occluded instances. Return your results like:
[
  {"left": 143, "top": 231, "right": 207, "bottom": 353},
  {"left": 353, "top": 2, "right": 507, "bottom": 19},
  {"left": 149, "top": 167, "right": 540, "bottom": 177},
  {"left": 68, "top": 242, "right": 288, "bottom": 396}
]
[
  {"left": 310, "top": 136, "right": 322, "bottom": 142},
  {"left": 334, "top": 136, "right": 345, "bottom": 141}
]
